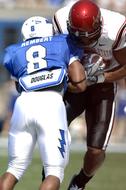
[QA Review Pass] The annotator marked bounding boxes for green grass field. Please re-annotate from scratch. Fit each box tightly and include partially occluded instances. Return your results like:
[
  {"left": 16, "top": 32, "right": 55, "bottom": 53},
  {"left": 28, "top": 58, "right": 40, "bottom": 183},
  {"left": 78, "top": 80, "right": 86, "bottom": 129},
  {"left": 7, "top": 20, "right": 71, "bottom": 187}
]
[{"left": 0, "top": 151, "right": 126, "bottom": 190}]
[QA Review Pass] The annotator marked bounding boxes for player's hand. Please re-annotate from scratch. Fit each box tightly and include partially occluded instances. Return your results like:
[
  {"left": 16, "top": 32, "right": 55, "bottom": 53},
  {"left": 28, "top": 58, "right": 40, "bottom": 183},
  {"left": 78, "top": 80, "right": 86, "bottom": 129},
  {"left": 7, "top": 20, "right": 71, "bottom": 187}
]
[
  {"left": 87, "top": 74, "right": 105, "bottom": 86},
  {"left": 85, "top": 54, "right": 105, "bottom": 77}
]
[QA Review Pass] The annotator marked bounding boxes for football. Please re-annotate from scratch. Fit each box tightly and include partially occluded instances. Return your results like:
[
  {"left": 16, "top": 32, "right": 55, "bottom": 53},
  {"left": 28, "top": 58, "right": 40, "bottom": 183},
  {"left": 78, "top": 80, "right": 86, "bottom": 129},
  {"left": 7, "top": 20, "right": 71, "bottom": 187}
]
[
  {"left": 82, "top": 53, "right": 104, "bottom": 66},
  {"left": 82, "top": 53, "right": 105, "bottom": 76},
  {"left": 82, "top": 52, "right": 123, "bottom": 74}
]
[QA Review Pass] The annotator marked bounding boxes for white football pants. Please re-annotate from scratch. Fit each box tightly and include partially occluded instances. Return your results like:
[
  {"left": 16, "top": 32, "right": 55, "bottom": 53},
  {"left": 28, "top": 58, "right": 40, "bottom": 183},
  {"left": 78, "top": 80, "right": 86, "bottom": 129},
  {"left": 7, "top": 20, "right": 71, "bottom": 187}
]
[{"left": 7, "top": 91, "right": 71, "bottom": 182}]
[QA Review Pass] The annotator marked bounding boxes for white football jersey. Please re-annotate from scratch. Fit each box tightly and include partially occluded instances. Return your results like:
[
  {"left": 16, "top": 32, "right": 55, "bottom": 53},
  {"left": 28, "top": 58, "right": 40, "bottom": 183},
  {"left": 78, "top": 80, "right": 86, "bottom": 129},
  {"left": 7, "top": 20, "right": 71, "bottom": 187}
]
[{"left": 53, "top": 6, "right": 126, "bottom": 71}]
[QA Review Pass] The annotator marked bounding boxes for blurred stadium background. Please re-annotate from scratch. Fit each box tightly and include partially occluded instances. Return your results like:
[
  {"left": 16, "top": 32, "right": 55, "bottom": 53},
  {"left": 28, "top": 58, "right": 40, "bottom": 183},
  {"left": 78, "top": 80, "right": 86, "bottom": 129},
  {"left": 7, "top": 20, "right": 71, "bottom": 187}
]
[{"left": 0, "top": 0, "right": 126, "bottom": 189}]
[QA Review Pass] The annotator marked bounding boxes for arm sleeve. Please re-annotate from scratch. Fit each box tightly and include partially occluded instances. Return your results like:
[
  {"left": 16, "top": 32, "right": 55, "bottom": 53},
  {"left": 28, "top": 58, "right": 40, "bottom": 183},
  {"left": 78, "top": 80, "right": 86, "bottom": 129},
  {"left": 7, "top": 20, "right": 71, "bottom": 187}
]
[{"left": 3, "top": 47, "right": 14, "bottom": 76}]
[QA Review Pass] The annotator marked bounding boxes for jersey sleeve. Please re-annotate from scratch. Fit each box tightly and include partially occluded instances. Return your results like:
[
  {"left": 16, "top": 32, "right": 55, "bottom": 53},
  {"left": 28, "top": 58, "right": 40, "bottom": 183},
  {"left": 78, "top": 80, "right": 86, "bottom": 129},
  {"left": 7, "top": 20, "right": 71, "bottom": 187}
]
[
  {"left": 3, "top": 47, "right": 14, "bottom": 74},
  {"left": 66, "top": 37, "right": 84, "bottom": 65},
  {"left": 112, "top": 17, "right": 126, "bottom": 50},
  {"left": 3, "top": 45, "right": 18, "bottom": 77},
  {"left": 52, "top": 6, "right": 70, "bottom": 34}
]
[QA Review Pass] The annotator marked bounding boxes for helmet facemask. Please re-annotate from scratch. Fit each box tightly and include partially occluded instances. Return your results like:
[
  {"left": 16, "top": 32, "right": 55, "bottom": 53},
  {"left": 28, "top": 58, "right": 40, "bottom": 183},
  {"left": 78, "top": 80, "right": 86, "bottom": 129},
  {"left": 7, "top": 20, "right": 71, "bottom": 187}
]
[{"left": 67, "top": 19, "right": 102, "bottom": 48}]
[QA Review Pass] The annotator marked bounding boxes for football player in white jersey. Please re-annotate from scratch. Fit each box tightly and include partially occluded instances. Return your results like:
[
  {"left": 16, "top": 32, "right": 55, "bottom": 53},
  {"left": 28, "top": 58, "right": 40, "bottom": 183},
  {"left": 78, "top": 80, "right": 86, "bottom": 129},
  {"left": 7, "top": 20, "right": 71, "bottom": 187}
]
[
  {"left": 0, "top": 16, "right": 87, "bottom": 190},
  {"left": 51, "top": 0, "right": 126, "bottom": 189}
]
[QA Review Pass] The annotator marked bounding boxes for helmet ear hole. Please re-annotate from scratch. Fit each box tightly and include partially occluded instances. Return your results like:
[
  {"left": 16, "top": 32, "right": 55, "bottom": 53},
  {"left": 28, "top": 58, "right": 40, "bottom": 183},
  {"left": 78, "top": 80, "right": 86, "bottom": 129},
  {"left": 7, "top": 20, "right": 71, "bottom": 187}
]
[{"left": 21, "top": 16, "right": 54, "bottom": 41}]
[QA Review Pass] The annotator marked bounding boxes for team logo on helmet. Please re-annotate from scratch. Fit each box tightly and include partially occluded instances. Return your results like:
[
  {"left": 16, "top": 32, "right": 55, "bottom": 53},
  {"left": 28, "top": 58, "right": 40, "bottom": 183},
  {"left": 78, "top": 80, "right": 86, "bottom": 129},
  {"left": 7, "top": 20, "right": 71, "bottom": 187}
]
[{"left": 92, "top": 11, "right": 101, "bottom": 29}]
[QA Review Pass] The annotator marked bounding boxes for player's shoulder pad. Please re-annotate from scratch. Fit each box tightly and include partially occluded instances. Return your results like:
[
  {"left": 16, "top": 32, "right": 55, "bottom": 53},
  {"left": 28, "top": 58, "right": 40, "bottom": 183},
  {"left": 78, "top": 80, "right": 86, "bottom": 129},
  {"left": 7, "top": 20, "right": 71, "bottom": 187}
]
[{"left": 100, "top": 8, "right": 125, "bottom": 22}]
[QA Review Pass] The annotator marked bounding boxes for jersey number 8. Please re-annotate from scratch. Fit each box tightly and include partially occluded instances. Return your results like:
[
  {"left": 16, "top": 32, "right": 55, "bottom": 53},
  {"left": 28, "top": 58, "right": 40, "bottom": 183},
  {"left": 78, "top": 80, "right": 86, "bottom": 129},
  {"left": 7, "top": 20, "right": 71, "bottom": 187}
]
[{"left": 26, "top": 45, "right": 47, "bottom": 74}]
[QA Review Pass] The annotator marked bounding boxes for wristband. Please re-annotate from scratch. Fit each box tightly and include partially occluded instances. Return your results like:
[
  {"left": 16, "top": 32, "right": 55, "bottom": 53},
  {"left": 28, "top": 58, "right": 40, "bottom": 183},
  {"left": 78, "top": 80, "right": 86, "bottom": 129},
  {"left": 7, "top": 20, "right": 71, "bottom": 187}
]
[{"left": 71, "top": 77, "right": 86, "bottom": 84}]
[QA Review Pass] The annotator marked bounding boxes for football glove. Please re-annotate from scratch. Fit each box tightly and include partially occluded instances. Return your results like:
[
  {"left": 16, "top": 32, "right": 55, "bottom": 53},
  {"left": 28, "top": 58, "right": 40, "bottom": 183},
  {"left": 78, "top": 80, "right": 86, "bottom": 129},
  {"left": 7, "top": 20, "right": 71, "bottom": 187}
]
[
  {"left": 87, "top": 74, "right": 105, "bottom": 86},
  {"left": 84, "top": 54, "right": 105, "bottom": 77}
]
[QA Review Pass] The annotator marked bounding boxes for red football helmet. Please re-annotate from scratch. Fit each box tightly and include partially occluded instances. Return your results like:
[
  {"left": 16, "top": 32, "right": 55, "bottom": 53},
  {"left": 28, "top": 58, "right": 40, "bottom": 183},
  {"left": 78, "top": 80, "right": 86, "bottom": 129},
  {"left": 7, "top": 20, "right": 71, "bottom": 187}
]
[{"left": 67, "top": 0, "right": 102, "bottom": 47}]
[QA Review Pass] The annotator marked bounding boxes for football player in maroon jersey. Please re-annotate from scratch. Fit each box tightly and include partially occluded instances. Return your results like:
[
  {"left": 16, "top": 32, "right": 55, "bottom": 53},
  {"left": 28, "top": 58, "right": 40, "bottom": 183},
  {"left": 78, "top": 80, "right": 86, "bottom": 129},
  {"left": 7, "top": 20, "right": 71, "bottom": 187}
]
[{"left": 52, "top": 0, "right": 126, "bottom": 189}]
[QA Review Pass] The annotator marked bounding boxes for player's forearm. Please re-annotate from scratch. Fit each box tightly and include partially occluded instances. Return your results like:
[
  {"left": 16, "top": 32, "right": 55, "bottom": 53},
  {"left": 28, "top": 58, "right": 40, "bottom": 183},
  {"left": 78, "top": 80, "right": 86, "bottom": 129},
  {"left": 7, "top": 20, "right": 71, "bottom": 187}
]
[
  {"left": 67, "top": 80, "right": 87, "bottom": 93},
  {"left": 104, "top": 65, "right": 126, "bottom": 82}
]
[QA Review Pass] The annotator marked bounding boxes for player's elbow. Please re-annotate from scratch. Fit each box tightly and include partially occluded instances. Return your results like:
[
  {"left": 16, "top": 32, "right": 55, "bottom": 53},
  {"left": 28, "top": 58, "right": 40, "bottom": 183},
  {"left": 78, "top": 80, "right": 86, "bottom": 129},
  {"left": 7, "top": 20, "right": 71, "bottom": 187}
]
[
  {"left": 67, "top": 80, "right": 87, "bottom": 93},
  {"left": 73, "top": 81, "right": 87, "bottom": 92},
  {"left": 76, "top": 82, "right": 87, "bottom": 92}
]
